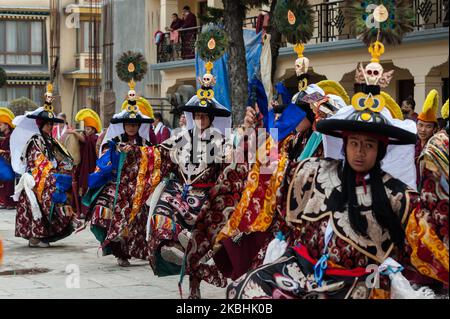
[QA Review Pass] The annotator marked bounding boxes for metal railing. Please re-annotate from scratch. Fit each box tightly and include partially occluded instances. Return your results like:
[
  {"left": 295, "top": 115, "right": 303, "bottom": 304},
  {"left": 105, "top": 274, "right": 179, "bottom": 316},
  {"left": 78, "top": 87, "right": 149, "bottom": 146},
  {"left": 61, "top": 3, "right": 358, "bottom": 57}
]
[
  {"left": 156, "top": 18, "right": 258, "bottom": 63},
  {"left": 156, "top": 0, "right": 449, "bottom": 63}
]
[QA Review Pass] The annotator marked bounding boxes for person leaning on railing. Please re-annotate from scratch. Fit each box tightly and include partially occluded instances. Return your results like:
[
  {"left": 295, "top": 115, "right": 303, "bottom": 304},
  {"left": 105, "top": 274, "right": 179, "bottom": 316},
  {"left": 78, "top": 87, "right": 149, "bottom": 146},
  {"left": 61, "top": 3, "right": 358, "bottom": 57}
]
[{"left": 180, "top": 6, "right": 198, "bottom": 59}]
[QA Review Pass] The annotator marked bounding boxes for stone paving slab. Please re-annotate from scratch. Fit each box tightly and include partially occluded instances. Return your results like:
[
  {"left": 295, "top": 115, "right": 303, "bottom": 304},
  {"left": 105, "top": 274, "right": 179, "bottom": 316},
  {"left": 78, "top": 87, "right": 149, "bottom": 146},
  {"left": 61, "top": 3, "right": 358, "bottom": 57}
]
[{"left": 0, "top": 210, "right": 226, "bottom": 299}]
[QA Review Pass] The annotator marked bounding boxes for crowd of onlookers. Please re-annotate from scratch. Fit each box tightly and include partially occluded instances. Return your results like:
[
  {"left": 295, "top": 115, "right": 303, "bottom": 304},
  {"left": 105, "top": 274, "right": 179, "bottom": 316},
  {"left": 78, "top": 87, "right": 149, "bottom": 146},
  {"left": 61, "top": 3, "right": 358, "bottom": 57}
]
[{"left": 156, "top": 5, "right": 198, "bottom": 60}]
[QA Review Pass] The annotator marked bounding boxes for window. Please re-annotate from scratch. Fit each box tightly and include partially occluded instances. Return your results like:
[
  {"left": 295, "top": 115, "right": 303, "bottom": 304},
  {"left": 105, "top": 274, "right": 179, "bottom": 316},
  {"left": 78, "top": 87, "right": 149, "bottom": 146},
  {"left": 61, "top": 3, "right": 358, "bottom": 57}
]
[
  {"left": 77, "top": 21, "right": 100, "bottom": 53},
  {"left": 0, "top": 85, "right": 45, "bottom": 107},
  {"left": 0, "top": 19, "right": 45, "bottom": 65}
]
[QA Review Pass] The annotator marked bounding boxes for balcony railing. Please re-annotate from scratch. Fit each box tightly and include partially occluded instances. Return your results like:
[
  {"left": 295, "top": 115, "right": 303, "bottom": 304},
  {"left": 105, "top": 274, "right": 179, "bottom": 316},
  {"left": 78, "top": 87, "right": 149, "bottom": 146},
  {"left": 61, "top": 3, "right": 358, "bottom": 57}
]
[{"left": 156, "top": 0, "right": 449, "bottom": 63}]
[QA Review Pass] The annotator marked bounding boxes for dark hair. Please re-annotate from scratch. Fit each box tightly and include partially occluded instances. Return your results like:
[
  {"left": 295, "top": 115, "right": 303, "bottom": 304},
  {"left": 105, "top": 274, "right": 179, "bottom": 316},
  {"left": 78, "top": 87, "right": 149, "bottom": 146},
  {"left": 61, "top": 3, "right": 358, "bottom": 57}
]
[
  {"left": 193, "top": 111, "right": 214, "bottom": 122},
  {"left": 154, "top": 112, "right": 163, "bottom": 122},
  {"left": 403, "top": 96, "right": 416, "bottom": 108},
  {"left": 183, "top": 5, "right": 190, "bottom": 11},
  {"left": 341, "top": 139, "right": 405, "bottom": 249},
  {"left": 172, "top": 13, "right": 179, "bottom": 18}
]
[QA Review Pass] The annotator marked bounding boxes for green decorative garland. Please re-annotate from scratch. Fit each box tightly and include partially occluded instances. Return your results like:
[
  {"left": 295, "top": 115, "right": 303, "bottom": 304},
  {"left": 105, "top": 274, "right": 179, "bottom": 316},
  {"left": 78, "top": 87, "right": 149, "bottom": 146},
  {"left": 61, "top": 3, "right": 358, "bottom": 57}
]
[
  {"left": 273, "top": 0, "right": 314, "bottom": 45},
  {"left": 115, "top": 51, "right": 148, "bottom": 83},
  {"left": 196, "top": 23, "right": 229, "bottom": 63},
  {"left": 345, "top": 0, "right": 414, "bottom": 46}
]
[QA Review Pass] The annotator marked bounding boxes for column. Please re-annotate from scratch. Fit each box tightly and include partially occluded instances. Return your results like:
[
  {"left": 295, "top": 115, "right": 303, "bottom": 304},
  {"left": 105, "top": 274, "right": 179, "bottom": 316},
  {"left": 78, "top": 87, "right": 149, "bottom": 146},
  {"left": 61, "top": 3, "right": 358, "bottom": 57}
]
[
  {"left": 207, "top": 0, "right": 223, "bottom": 8},
  {"left": 160, "top": 0, "right": 179, "bottom": 31},
  {"left": 414, "top": 75, "right": 443, "bottom": 113}
]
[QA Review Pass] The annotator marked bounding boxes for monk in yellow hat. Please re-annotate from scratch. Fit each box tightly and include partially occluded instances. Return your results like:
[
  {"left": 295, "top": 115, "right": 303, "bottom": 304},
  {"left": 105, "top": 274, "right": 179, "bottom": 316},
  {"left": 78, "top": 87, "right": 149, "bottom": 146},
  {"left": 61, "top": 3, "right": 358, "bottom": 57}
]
[
  {"left": 68, "top": 108, "right": 103, "bottom": 218},
  {"left": 415, "top": 90, "right": 440, "bottom": 185},
  {"left": 0, "top": 107, "right": 15, "bottom": 209}
]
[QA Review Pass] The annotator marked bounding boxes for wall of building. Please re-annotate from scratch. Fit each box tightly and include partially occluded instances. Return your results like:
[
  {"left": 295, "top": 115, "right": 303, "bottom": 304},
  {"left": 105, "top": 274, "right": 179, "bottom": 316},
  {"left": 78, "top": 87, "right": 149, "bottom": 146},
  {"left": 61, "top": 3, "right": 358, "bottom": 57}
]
[
  {"left": 59, "top": 0, "right": 78, "bottom": 121},
  {"left": 112, "top": 0, "right": 148, "bottom": 110}
]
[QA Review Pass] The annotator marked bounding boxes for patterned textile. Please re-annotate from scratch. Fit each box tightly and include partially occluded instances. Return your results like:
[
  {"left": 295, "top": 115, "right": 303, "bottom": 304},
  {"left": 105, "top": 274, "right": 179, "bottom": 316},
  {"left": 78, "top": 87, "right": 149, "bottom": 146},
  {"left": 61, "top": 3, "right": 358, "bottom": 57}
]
[
  {"left": 227, "top": 246, "right": 371, "bottom": 299},
  {"left": 406, "top": 131, "right": 449, "bottom": 286},
  {"left": 15, "top": 135, "right": 75, "bottom": 242},
  {"left": 87, "top": 134, "right": 161, "bottom": 260},
  {"left": 148, "top": 128, "right": 227, "bottom": 276},
  {"left": 184, "top": 130, "right": 316, "bottom": 298},
  {"left": 228, "top": 158, "right": 429, "bottom": 299},
  {"left": 415, "top": 139, "right": 424, "bottom": 187},
  {"left": 216, "top": 136, "right": 292, "bottom": 244}
]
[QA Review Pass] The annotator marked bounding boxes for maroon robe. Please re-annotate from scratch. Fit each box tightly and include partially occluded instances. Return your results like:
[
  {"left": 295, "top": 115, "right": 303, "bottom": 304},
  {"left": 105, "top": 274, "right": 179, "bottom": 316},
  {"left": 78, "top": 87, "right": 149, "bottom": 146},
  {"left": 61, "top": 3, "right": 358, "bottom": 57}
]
[
  {"left": 0, "top": 131, "right": 15, "bottom": 208},
  {"left": 181, "top": 12, "right": 197, "bottom": 59},
  {"left": 157, "top": 127, "right": 171, "bottom": 144},
  {"left": 76, "top": 133, "right": 99, "bottom": 195}
]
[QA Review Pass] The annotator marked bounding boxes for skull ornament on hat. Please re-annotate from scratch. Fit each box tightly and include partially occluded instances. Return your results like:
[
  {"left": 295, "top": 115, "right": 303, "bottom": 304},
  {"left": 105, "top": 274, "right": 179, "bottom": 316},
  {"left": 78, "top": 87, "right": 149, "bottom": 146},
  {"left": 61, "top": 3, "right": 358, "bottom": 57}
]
[
  {"left": 199, "top": 62, "right": 217, "bottom": 89},
  {"left": 127, "top": 79, "right": 138, "bottom": 102},
  {"left": 355, "top": 41, "right": 394, "bottom": 88},
  {"left": 294, "top": 43, "right": 310, "bottom": 92},
  {"left": 44, "top": 83, "right": 55, "bottom": 113}
]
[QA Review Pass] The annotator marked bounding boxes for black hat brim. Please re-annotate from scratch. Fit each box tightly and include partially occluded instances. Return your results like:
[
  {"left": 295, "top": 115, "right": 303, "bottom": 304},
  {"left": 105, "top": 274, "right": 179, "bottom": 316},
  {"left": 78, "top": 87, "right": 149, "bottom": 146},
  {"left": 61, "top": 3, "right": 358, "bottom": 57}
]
[
  {"left": 316, "top": 119, "right": 417, "bottom": 145},
  {"left": 179, "top": 104, "right": 231, "bottom": 117},
  {"left": 110, "top": 117, "right": 154, "bottom": 124},
  {"left": 27, "top": 113, "right": 64, "bottom": 123}
]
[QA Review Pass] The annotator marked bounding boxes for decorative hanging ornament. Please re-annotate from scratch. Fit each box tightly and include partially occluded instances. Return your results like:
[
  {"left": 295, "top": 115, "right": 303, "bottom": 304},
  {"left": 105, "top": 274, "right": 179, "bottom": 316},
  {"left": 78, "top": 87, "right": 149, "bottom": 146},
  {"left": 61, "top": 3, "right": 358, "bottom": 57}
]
[
  {"left": 128, "top": 63, "right": 136, "bottom": 73},
  {"left": 352, "top": 92, "right": 386, "bottom": 116},
  {"left": 288, "top": 10, "right": 296, "bottom": 25},
  {"left": 208, "top": 38, "right": 216, "bottom": 50},
  {"left": 373, "top": 4, "right": 389, "bottom": 23}
]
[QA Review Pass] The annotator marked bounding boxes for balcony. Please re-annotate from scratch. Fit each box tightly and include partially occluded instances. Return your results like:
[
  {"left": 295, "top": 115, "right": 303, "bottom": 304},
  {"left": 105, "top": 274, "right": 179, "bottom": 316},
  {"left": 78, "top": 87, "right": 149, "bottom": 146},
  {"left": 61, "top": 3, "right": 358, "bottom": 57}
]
[{"left": 156, "top": 0, "right": 449, "bottom": 64}]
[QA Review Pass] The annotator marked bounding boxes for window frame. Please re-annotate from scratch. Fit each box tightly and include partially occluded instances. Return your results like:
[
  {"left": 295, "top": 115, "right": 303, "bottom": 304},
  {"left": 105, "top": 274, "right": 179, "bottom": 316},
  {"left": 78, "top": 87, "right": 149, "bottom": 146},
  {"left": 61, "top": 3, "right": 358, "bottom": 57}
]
[{"left": 0, "top": 19, "right": 46, "bottom": 66}]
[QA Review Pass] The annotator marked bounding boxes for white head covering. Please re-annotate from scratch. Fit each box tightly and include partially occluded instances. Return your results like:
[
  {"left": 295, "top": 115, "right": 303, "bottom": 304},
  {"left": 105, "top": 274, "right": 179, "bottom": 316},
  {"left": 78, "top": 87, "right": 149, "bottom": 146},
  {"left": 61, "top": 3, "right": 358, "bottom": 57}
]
[
  {"left": 322, "top": 105, "right": 418, "bottom": 190},
  {"left": 100, "top": 110, "right": 152, "bottom": 153},
  {"left": 184, "top": 96, "right": 232, "bottom": 135},
  {"left": 10, "top": 108, "right": 44, "bottom": 174}
]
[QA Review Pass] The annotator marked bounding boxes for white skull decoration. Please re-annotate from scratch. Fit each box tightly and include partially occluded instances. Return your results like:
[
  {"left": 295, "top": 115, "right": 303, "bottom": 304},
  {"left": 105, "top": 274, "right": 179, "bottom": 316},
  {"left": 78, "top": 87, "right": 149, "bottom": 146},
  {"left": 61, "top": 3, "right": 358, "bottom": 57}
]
[
  {"left": 44, "top": 91, "right": 53, "bottom": 104},
  {"left": 295, "top": 57, "right": 309, "bottom": 77},
  {"left": 200, "top": 73, "right": 216, "bottom": 88},
  {"left": 364, "top": 62, "right": 384, "bottom": 85},
  {"left": 128, "top": 89, "right": 137, "bottom": 102}
]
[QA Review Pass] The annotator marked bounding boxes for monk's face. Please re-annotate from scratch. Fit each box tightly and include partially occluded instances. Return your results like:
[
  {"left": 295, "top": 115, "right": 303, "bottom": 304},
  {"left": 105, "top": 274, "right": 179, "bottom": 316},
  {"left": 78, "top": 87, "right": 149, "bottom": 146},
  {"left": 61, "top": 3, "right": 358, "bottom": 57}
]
[
  {"left": 346, "top": 134, "right": 379, "bottom": 173},
  {"left": 41, "top": 122, "right": 54, "bottom": 136},
  {"left": 417, "top": 120, "right": 436, "bottom": 144},
  {"left": 194, "top": 112, "right": 211, "bottom": 131},
  {"left": 0, "top": 122, "right": 10, "bottom": 134},
  {"left": 124, "top": 123, "right": 139, "bottom": 137},
  {"left": 85, "top": 126, "right": 96, "bottom": 136}
]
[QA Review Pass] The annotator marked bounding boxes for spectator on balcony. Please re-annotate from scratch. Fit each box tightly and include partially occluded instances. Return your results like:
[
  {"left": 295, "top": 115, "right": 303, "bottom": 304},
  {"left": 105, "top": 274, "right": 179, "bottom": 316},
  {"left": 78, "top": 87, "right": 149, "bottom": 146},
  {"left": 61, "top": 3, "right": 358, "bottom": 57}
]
[
  {"left": 153, "top": 112, "right": 171, "bottom": 144},
  {"left": 401, "top": 96, "right": 418, "bottom": 122},
  {"left": 166, "top": 13, "right": 184, "bottom": 33},
  {"left": 180, "top": 6, "right": 197, "bottom": 59}
]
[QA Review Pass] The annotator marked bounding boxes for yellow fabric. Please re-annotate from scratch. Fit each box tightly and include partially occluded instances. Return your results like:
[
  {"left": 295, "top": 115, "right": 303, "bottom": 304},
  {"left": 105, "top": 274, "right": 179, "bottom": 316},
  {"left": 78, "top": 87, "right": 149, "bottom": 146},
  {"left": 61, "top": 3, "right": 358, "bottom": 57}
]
[
  {"left": 249, "top": 145, "right": 288, "bottom": 232},
  {"left": 0, "top": 107, "right": 15, "bottom": 128},
  {"left": 31, "top": 153, "right": 53, "bottom": 203},
  {"left": 121, "top": 97, "right": 155, "bottom": 119},
  {"left": 316, "top": 80, "right": 350, "bottom": 105},
  {"left": 128, "top": 146, "right": 161, "bottom": 223},
  {"left": 380, "top": 92, "right": 404, "bottom": 120},
  {"left": 418, "top": 90, "right": 439, "bottom": 123},
  {"left": 441, "top": 99, "right": 449, "bottom": 120},
  {"left": 406, "top": 208, "right": 449, "bottom": 284},
  {"left": 150, "top": 147, "right": 162, "bottom": 194},
  {"left": 216, "top": 136, "right": 291, "bottom": 244},
  {"left": 75, "top": 108, "right": 102, "bottom": 133},
  {"left": 129, "top": 147, "right": 149, "bottom": 223}
]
